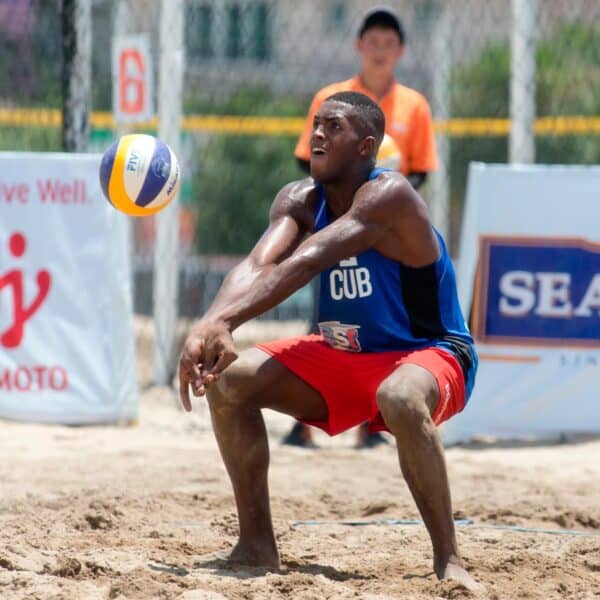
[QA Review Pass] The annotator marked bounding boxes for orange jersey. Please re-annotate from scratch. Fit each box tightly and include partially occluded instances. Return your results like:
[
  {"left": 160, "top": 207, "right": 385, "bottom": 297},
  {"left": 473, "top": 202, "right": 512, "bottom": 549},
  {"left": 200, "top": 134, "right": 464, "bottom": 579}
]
[{"left": 295, "top": 75, "right": 438, "bottom": 175}]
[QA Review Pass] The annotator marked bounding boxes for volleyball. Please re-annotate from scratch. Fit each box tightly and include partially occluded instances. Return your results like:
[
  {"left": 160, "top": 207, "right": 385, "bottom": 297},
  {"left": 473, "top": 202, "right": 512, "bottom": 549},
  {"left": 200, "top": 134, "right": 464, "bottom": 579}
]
[
  {"left": 376, "top": 133, "right": 402, "bottom": 171},
  {"left": 99, "top": 134, "right": 181, "bottom": 216}
]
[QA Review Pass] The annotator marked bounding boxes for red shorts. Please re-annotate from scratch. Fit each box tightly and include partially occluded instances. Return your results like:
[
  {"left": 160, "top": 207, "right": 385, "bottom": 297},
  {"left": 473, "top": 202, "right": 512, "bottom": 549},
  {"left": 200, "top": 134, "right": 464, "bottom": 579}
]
[{"left": 256, "top": 335, "right": 466, "bottom": 436}]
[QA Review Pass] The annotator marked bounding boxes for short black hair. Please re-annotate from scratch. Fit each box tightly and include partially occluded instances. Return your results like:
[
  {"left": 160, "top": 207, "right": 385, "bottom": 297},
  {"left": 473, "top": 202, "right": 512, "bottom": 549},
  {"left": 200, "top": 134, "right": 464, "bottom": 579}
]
[
  {"left": 358, "top": 7, "right": 405, "bottom": 45},
  {"left": 325, "top": 91, "right": 385, "bottom": 144}
]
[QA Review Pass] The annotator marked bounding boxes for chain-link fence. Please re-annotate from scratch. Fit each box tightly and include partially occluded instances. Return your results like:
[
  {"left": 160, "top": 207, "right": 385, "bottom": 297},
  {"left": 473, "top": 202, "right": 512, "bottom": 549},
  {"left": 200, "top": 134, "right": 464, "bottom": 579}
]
[{"left": 1, "top": 0, "right": 599, "bottom": 380}]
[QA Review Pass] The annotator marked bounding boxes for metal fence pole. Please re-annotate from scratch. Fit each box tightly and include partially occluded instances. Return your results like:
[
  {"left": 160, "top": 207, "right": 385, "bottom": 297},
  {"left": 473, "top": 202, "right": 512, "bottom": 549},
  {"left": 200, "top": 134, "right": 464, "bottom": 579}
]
[
  {"left": 113, "top": 1, "right": 130, "bottom": 60},
  {"left": 112, "top": 0, "right": 135, "bottom": 320},
  {"left": 510, "top": 0, "right": 537, "bottom": 163},
  {"left": 153, "top": 0, "right": 184, "bottom": 385},
  {"left": 62, "top": 0, "right": 91, "bottom": 152},
  {"left": 430, "top": 2, "right": 451, "bottom": 244}
]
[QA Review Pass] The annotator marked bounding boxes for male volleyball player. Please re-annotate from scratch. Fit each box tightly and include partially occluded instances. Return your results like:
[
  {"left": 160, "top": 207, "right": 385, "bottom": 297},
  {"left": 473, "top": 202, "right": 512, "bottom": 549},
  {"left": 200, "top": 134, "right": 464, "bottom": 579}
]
[
  {"left": 179, "top": 92, "right": 479, "bottom": 590},
  {"left": 289, "top": 6, "right": 439, "bottom": 448}
]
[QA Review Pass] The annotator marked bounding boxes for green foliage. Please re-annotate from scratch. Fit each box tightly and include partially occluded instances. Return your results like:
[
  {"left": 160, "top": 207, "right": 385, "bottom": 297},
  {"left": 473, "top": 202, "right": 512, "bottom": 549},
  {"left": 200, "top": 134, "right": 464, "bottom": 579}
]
[
  {"left": 91, "top": 1, "right": 114, "bottom": 111},
  {"left": 192, "top": 133, "right": 303, "bottom": 254},
  {"left": 0, "top": 3, "right": 62, "bottom": 110},
  {"left": 0, "top": 128, "right": 62, "bottom": 152},
  {"left": 536, "top": 22, "right": 600, "bottom": 116},
  {"left": 192, "top": 24, "right": 600, "bottom": 254},
  {"left": 451, "top": 22, "right": 600, "bottom": 119},
  {"left": 188, "top": 87, "right": 309, "bottom": 254},
  {"left": 185, "top": 86, "right": 310, "bottom": 117},
  {"left": 448, "top": 22, "right": 600, "bottom": 247},
  {"left": 0, "top": 0, "right": 112, "bottom": 150},
  {"left": 452, "top": 42, "right": 511, "bottom": 118},
  {"left": 0, "top": 3, "right": 61, "bottom": 152}
]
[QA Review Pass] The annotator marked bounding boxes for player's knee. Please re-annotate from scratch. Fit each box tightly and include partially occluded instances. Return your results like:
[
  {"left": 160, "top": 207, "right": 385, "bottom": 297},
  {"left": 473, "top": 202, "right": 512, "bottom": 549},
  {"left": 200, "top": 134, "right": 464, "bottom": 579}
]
[
  {"left": 208, "top": 360, "right": 253, "bottom": 410},
  {"left": 376, "top": 379, "right": 430, "bottom": 429}
]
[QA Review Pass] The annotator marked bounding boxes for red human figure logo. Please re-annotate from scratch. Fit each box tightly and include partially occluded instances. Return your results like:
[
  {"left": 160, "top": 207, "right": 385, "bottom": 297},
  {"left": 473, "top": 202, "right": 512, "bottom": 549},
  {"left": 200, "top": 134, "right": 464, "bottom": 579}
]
[
  {"left": 0, "top": 232, "right": 51, "bottom": 348},
  {"left": 346, "top": 327, "right": 362, "bottom": 352}
]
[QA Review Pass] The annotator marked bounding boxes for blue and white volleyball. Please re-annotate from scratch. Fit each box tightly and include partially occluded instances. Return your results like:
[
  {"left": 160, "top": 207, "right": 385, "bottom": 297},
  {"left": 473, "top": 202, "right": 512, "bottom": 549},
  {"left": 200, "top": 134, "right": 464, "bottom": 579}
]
[
  {"left": 376, "top": 133, "right": 402, "bottom": 171},
  {"left": 99, "top": 134, "right": 181, "bottom": 216}
]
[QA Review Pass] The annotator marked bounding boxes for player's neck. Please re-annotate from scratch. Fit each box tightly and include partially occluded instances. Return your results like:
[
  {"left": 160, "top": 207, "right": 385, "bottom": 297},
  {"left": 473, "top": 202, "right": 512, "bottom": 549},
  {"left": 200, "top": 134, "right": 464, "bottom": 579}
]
[
  {"left": 359, "top": 71, "right": 395, "bottom": 100},
  {"left": 323, "top": 168, "right": 372, "bottom": 218}
]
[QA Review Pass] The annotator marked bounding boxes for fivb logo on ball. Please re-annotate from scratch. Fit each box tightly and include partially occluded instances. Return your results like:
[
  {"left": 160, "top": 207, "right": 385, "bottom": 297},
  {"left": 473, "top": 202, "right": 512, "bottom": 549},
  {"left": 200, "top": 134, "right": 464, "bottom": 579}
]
[
  {"left": 99, "top": 134, "right": 180, "bottom": 216},
  {"left": 473, "top": 236, "right": 600, "bottom": 346}
]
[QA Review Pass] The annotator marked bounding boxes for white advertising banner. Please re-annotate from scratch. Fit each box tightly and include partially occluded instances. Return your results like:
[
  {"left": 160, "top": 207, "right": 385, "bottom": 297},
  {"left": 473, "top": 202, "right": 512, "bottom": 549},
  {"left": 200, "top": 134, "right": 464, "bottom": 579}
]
[
  {"left": 0, "top": 152, "right": 138, "bottom": 423},
  {"left": 444, "top": 163, "right": 600, "bottom": 443}
]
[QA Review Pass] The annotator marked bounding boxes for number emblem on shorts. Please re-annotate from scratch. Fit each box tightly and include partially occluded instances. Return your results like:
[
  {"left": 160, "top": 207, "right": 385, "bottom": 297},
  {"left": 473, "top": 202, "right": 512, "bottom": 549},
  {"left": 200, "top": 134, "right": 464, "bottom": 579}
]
[{"left": 318, "top": 321, "right": 362, "bottom": 352}]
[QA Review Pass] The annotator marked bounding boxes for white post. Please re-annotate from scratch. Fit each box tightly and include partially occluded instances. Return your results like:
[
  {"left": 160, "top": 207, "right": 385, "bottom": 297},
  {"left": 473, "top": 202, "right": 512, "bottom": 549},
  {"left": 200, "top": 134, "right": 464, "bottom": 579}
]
[
  {"left": 510, "top": 0, "right": 537, "bottom": 163},
  {"left": 214, "top": 0, "right": 227, "bottom": 61},
  {"left": 62, "top": 0, "right": 92, "bottom": 151},
  {"left": 154, "top": 0, "right": 184, "bottom": 385},
  {"left": 430, "top": 2, "right": 451, "bottom": 243},
  {"left": 112, "top": 0, "right": 135, "bottom": 327},
  {"left": 113, "top": 0, "right": 130, "bottom": 40}
]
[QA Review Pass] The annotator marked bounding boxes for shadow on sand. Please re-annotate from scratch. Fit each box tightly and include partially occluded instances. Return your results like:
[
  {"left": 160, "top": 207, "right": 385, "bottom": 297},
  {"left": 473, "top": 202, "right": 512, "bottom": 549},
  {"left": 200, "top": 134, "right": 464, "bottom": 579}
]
[
  {"left": 446, "top": 432, "right": 600, "bottom": 451},
  {"left": 187, "top": 554, "right": 374, "bottom": 582}
]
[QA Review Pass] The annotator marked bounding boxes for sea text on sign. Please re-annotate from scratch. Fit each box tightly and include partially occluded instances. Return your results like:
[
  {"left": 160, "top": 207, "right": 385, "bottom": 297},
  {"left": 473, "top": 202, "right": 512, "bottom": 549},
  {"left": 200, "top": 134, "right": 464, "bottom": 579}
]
[{"left": 500, "top": 272, "right": 600, "bottom": 317}]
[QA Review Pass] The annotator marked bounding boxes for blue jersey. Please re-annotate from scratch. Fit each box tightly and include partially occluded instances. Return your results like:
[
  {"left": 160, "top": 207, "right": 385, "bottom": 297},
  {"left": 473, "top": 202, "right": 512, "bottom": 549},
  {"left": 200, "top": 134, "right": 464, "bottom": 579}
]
[{"left": 315, "top": 168, "right": 478, "bottom": 399}]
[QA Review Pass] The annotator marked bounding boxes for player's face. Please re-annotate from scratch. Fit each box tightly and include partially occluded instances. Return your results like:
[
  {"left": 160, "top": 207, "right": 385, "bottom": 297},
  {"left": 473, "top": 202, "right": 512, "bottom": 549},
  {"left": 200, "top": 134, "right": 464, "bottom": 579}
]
[
  {"left": 310, "top": 101, "right": 363, "bottom": 183},
  {"left": 356, "top": 27, "right": 403, "bottom": 77}
]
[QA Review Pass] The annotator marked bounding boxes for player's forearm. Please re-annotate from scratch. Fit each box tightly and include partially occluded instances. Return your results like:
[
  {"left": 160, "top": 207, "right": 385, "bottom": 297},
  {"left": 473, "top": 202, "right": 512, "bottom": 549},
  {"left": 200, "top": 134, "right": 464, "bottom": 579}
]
[
  {"left": 203, "top": 258, "right": 271, "bottom": 323},
  {"left": 209, "top": 254, "right": 318, "bottom": 331}
]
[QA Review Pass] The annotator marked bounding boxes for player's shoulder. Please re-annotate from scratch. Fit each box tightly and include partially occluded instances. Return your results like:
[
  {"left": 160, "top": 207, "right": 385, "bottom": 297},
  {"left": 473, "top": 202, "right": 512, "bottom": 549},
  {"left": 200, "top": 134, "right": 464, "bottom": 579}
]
[
  {"left": 279, "top": 177, "right": 317, "bottom": 202},
  {"left": 313, "top": 78, "right": 358, "bottom": 103},
  {"left": 357, "top": 170, "right": 421, "bottom": 214},
  {"left": 392, "top": 82, "right": 431, "bottom": 108},
  {"left": 271, "top": 178, "right": 318, "bottom": 218},
  {"left": 368, "top": 169, "right": 411, "bottom": 194}
]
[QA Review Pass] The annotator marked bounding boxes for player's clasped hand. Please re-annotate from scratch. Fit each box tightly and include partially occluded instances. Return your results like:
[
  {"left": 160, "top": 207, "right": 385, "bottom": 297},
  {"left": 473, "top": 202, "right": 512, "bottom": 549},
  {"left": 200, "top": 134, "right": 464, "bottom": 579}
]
[{"left": 178, "top": 320, "right": 238, "bottom": 412}]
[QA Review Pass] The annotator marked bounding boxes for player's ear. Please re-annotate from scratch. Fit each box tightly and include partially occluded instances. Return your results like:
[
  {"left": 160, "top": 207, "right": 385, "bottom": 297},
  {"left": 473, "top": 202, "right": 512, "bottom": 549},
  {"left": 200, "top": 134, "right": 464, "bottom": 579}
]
[
  {"left": 358, "top": 136, "right": 376, "bottom": 159},
  {"left": 394, "top": 44, "right": 405, "bottom": 62}
]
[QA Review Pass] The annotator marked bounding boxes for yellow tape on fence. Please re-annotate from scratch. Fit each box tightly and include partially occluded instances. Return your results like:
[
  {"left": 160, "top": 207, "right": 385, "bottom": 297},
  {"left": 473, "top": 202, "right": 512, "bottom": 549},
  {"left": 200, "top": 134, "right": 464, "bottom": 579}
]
[
  {"left": 184, "top": 115, "right": 306, "bottom": 135},
  {"left": 0, "top": 108, "right": 599, "bottom": 137},
  {"left": 0, "top": 108, "right": 62, "bottom": 127}
]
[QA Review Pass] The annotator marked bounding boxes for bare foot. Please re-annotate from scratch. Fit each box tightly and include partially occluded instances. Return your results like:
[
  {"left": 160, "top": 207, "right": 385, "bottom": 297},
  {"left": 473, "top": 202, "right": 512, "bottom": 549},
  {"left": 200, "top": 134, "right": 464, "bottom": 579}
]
[
  {"left": 435, "top": 556, "right": 483, "bottom": 592},
  {"left": 196, "top": 543, "right": 280, "bottom": 570},
  {"left": 228, "top": 540, "right": 280, "bottom": 569}
]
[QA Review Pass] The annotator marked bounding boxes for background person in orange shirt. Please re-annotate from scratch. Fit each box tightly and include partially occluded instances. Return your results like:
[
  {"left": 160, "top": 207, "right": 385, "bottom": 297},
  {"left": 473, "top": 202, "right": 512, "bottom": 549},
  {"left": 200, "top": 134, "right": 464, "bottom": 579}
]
[
  {"left": 284, "top": 6, "right": 439, "bottom": 449},
  {"left": 295, "top": 6, "right": 438, "bottom": 188}
]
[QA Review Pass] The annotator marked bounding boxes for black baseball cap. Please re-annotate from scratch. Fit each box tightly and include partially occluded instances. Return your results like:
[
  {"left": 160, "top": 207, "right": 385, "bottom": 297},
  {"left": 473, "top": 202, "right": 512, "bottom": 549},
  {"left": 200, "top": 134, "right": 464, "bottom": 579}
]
[{"left": 357, "top": 6, "right": 405, "bottom": 45}]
